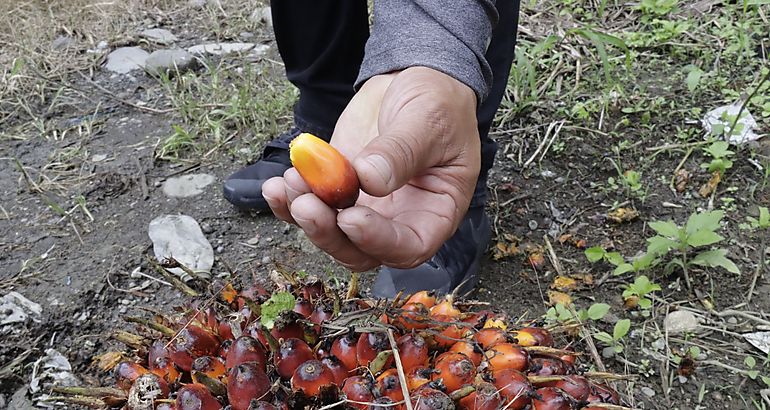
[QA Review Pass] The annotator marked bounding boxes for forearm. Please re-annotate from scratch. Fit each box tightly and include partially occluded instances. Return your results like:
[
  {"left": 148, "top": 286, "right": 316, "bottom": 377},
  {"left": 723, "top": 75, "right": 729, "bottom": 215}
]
[{"left": 356, "top": 0, "right": 498, "bottom": 102}]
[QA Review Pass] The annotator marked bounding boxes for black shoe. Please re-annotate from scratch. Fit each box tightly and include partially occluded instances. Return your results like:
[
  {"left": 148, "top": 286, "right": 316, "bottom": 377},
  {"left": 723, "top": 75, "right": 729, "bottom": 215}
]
[
  {"left": 223, "top": 128, "right": 303, "bottom": 210},
  {"left": 370, "top": 206, "right": 491, "bottom": 299}
]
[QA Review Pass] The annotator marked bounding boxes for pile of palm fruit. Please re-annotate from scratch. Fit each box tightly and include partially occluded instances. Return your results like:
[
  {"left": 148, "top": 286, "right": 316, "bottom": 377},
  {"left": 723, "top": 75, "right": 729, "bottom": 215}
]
[{"left": 56, "top": 273, "right": 625, "bottom": 410}]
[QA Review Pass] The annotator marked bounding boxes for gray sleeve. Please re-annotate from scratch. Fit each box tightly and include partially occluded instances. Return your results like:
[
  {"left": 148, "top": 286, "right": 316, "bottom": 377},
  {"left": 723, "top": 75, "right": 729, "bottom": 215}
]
[{"left": 355, "top": 0, "right": 498, "bottom": 102}]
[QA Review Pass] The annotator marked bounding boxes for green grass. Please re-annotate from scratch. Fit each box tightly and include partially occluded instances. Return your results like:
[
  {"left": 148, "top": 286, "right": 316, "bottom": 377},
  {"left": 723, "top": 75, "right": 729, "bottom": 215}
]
[{"left": 155, "top": 60, "right": 296, "bottom": 160}]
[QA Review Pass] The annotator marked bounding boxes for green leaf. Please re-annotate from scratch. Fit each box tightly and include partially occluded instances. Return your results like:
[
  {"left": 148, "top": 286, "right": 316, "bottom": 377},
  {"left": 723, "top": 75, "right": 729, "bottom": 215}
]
[
  {"left": 585, "top": 246, "right": 606, "bottom": 263},
  {"left": 613, "top": 263, "right": 634, "bottom": 276},
  {"left": 633, "top": 252, "right": 657, "bottom": 270},
  {"left": 260, "top": 291, "right": 296, "bottom": 329},
  {"left": 686, "top": 230, "right": 724, "bottom": 247},
  {"left": 747, "top": 370, "right": 759, "bottom": 380},
  {"left": 614, "top": 319, "right": 631, "bottom": 340},
  {"left": 594, "top": 332, "right": 614, "bottom": 345},
  {"left": 649, "top": 221, "right": 681, "bottom": 238},
  {"left": 686, "top": 67, "right": 703, "bottom": 93},
  {"left": 761, "top": 207, "right": 770, "bottom": 227},
  {"left": 587, "top": 303, "right": 611, "bottom": 320},
  {"left": 685, "top": 210, "right": 724, "bottom": 235},
  {"left": 690, "top": 249, "right": 740, "bottom": 274},
  {"left": 762, "top": 375, "right": 770, "bottom": 387},
  {"left": 745, "top": 356, "right": 756, "bottom": 368},
  {"left": 639, "top": 298, "right": 652, "bottom": 309},
  {"left": 646, "top": 236, "right": 678, "bottom": 255},
  {"left": 605, "top": 252, "right": 625, "bottom": 266}
]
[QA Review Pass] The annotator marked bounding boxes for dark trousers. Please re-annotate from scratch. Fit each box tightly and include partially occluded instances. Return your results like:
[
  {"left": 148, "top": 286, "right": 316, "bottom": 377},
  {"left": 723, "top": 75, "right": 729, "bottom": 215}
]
[{"left": 271, "top": 0, "right": 520, "bottom": 207}]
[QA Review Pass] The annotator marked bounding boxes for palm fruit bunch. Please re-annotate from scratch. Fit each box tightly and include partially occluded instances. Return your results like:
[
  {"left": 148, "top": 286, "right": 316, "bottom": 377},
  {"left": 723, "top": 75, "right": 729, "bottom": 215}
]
[{"left": 74, "top": 274, "right": 623, "bottom": 410}]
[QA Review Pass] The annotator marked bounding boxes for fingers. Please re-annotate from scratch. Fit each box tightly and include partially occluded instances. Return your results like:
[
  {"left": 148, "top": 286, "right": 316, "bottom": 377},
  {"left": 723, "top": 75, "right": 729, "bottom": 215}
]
[
  {"left": 262, "top": 176, "right": 294, "bottom": 223},
  {"left": 289, "top": 194, "right": 380, "bottom": 272},
  {"left": 262, "top": 168, "right": 311, "bottom": 223},
  {"left": 283, "top": 167, "right": 310, "bottom": 205},
  {"left": 337, "top": 205, "right": 454, "bottom": 268}
]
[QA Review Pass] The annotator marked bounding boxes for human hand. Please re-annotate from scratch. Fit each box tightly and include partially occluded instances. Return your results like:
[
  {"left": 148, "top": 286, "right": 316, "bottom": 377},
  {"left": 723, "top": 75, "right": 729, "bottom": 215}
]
[{"left": 262, "top": 67, "right": 480, "bottom": 271}]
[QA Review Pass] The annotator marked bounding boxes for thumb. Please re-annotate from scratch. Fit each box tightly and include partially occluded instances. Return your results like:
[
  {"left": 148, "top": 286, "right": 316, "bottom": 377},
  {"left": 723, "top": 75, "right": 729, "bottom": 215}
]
[{"left": 352, "top": 129, "right": 436, "bottom": 197}]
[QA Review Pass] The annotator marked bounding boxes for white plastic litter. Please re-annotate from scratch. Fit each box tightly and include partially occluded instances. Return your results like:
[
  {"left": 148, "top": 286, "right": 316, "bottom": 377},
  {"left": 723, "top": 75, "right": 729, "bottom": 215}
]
[
  {"left": 0, "top": 292, "right": 42, "bottom": 326},
  {"left": 29, "top": 349, "right": 79, "bottom": 394},
  {"left": 701, "top": 102, "right": 761, "bottom": 144},
  {"left": 744, "top": 331, "right": 770, "bottom": 355}
]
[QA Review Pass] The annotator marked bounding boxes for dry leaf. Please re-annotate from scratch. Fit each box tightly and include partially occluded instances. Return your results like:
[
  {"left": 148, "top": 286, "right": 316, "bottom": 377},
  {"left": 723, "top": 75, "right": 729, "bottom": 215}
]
[
  {"left": 548, "top": 290, "right": 572, "bottom": 306},
  {"left": 220, "top": 282, "right": 238, "bottom": 304},
  {"left": 574, "top": 239, "right": 587, "bottom": 249},
  {"left": 551, "top": 276, "right": 578, "bottom": 292},
  {"left": 571, "top": 273, "right": 594, "bottom": 285},
  {"left": 558, "top": 234, "right": 573, "bottom": 244},
  {"left": 698, "top": 171, "right": 721, "bottom": 197},
  {"left": 623, "top": 295, "right": 640, "bottom": 310},
  {"left": 674, "top": 169, "right": 690, "bottom": 193},
  {"left": 607, "top": 207, "right": 639, "bottom": 224},
  {"left": 528, "top": 252, "right": 546, "bottom": 269},
  {"left": 483, "top": 318, "right": 507, "bottom": 330},
  {"left": 93, "top": 351, "right": 125, "bottom": 371}
]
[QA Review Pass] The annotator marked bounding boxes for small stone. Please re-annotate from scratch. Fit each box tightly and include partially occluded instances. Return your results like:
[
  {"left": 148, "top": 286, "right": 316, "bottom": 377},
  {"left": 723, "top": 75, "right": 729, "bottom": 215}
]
[
  {"left": 713, "top": 392, "right": 723, "bottom": 401},
  {"left": 651, "top": 338, "right": 665, "bottom": 351},
  {"left": 145, "top": 49, "right": 197, "bottom": 76},
  {"left": 119, "top": 306, "right": 128, "bottom": 314},
  {"left": 265, "top": 237, "right": 273, "bottom": 243},
  {"left": 162, "top": 173, "right": 216, "bottom": 198},
  {"left": 726, "top": 317, "right": 738, "bottom": 325},
  {"left": 188, "top": 0, "right": 206, "bottom": 7},
  {"left": 677, "top": 375, "right": 688, "bottom": 384},
  {"left": 261, "top": 256, "right": 271, "bottom": 264},
  {"left": 664, "top": 310, "right": 700, "bottom": 334},
  {"left": 51, "top": 35, "right": 75, "bottom": 50},
  {"left": 215, "top": 245, "right": 225, "bottom": 254},
  {"left": 246, "top": 236, "right": 260, "bottom": 245},
  {"left": 250, "top": 7, "right": 273, "bottom": 28},
  {"left": 140, "top": 28, "right": 177, "bottom": 45},
  {"left": 104, "top": 47, "right": 149, "bottom": 74},
  {"left": 96, "top": 40, "right": 109, "bottom": 50},
  {"left": 120, "top": 299, "right": 131, "bottom": 305},
  {"left": 601, "top": 346, "right": 615, "bottom": 359},
  {"left": 528, "top": 220, "right": 538, "bottom": 230},
  {"left": 200, "top": 223, "right": 214, "bottom": 234},
  {"left": 91, "top": 154, "right": 108, "bottom": 162},
  {"left": 641, "top": 387, "right": 655, "bottom": 397}
]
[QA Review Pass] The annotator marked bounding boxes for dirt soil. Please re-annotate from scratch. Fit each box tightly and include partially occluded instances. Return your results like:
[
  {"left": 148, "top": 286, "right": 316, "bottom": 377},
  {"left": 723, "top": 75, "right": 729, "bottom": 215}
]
[{"left": 2, "top": 1, "right": 770, "bottom": 410}]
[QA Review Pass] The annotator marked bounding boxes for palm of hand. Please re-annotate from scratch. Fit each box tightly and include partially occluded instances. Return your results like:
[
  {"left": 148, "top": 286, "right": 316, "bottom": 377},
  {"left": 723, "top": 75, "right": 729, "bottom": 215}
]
[{"left": 264, "top": 67, "right": 480, "bottom": 271}]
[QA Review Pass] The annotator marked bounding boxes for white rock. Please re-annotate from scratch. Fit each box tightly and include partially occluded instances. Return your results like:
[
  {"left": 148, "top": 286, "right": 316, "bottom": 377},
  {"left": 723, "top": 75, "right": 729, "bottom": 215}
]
[
  {"left": 664, "top": 310, "right": 700, "bottom": 334},
  {"left": 145, "top": 49, "right": 197, "bottom": 76},
  {"left": 188, "top": 42, "right": 269, "bottom": 57},
  {"left": 140, "top": 28, "right": 177, "bottom": 45},
  {"left": 641, "top": 386, "right": 656, "bottom": 397},
  {"left": 162, "top": 173, "right": 216, "bottom": 198},
  {"left": 104, "top": 47, "right": 149, "bottom": 74},
  {"left": 148, "top": 215, "right": 214, "bottom": 281}
]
